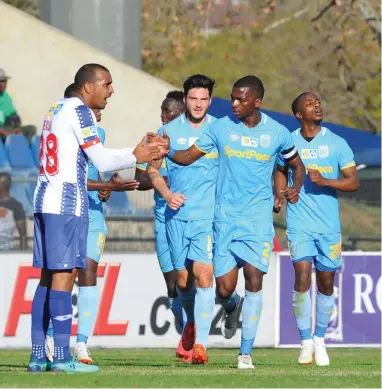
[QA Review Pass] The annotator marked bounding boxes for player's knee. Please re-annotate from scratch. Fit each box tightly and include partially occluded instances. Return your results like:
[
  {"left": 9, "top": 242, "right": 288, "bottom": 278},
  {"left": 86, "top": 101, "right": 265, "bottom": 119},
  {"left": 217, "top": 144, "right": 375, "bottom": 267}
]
[
  {"left": 317, "top": 277, "right": 334, "bottom": 295},
  {"left": 165, "top": 280, "right": 177, "bottom": 298},
  {"left": 51, "top": 269, "right": 77, "bottom": 291},
  {"left": 78, "top": 269, "right": 97, "bottom": 287},
  {"left": 194, "top": 263, "right": 213, "bottom": 288},
  {"left": 216, "top": 280, "right": 236, "bottom": 299},
  {"left": 244, "top": 277, "right": 262, "bottom": 293},
  {"left": 294, "top": 272, "right": 311, "bottom": 292},
  {"left": 39, "top": 269, "right": 52, "bottom": 288}
]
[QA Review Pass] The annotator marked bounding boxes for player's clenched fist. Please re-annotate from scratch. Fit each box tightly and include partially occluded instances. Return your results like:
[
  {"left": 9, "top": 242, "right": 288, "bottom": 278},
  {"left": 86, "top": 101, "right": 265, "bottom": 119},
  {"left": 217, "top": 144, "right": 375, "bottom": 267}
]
[
  {"left": 273, "top": 194, "right": 285, "bottom": 213},
  {"left": 164, "top": 193, "right": 187, "bottom": 210},
  {"left": 280, "top": 186, "right": 299, "bottom": 204},
  {"left": 307, "top": 168, "right": 326, "bottom": 186}
]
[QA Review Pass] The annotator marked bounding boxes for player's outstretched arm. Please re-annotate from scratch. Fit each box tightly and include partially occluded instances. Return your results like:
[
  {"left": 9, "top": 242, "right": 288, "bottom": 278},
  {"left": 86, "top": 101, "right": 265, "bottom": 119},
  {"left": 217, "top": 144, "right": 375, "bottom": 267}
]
[
  {"left": 147, "top": 131, "right": 205, "bottom": 166},
  {"left": 170, "top": 144, "right": 206, "bottom": 166},
  {"left": 87, "top": 174, "right": 140, "bottom": 192},
  {"left": 308, "top": 166, "right": 359, "bottom": 192},
  {"left": 147, "top": 162, "right": 186, "bottom": 210}
]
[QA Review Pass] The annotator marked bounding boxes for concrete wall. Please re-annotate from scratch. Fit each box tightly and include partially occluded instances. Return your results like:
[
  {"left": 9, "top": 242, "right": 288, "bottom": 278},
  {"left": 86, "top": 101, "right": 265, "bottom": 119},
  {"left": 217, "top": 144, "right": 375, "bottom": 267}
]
[
  {"left": 40, "top": 0, "right": 142, "bottom": 69},
  {"left": 0, "top": 1, "right": 173, "bottom": 153}
]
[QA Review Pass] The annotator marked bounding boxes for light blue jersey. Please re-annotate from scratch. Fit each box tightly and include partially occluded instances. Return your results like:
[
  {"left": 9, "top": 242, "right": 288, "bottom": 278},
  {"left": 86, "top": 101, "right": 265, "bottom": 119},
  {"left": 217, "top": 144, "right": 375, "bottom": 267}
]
[
  {"left": 136, "top": 160, "right": 167, "bottom": 223},
  {"left": 277, "top": 127, "right": 355, "bottom": 234},
  {"left": 195, "top": 113, "right": 297, "bottom": 276},
  {"left": 195, "top": 113, "right": 297, "bottom": 224},
  {"left": 164, "top": 113, "right": 218, "bottom": 221},
  {"left": 87, "top": 127, "right": 107, "bottom": 233}
]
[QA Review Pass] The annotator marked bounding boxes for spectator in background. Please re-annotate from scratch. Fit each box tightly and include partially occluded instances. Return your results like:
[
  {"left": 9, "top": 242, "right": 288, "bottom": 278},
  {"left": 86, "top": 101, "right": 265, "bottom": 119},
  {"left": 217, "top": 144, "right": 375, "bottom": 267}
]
[
  {"left": 0, "top": 172, "right": 27, "bottom": 250},
  {"left": 0, "top": 69, "right": 36, "bottom": 143}
]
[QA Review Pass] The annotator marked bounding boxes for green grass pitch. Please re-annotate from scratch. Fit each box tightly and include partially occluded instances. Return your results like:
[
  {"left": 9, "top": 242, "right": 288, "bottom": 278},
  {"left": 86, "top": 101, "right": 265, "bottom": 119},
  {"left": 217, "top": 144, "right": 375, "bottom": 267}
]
[{"left": 0, "top": 348, "right": 380, "bottom": 387}]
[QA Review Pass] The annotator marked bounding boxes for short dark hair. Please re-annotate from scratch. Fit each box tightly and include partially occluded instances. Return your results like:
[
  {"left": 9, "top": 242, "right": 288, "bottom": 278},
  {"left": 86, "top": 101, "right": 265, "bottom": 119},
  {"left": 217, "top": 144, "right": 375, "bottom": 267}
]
[
  {"left": 74, "top": 63, "right": 110, "bottom": 87},
  {"left": 183, "top": 74, "right": 215, "bottom": 96},
  {"left": 233, "top": 75, "right": 265, "bottom": 99},
  {"left": 291, "top": 92, "right": 311, "bottom": 116},
  {"left": 64, "top": 83, "right": 79, "bottom": 98},
  {"left": 166, "top": 90, "right": 184, "bottom": 103}
]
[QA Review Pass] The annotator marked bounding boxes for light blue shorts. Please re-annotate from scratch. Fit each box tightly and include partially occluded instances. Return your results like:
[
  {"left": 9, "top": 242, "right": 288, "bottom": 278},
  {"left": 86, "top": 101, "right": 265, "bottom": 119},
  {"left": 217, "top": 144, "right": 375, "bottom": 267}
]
[
  {"left": 287, "top": 229, "right": 342, "bottom": 272},
  {"left": 166, "top": 218, "right": 213, "bottom": 271},
  {"left": 154, "top": 218, "right": 174, "bottom": 273},
  {"left": 87, "top": 229, "right": 107, "bottom": 263},
  {"left": 213, "top": 220, "right": 274, "bottom": 278}
]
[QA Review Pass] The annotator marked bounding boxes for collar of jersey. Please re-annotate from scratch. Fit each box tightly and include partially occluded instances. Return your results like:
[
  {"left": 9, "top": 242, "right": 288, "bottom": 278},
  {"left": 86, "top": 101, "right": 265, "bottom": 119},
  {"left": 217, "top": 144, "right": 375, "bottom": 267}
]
[
  {"left": 238, "top": 112, "right": 267, "bottom": 131},
  {"left": 297, "top": 126, "right": 328, "bottom": 138}
]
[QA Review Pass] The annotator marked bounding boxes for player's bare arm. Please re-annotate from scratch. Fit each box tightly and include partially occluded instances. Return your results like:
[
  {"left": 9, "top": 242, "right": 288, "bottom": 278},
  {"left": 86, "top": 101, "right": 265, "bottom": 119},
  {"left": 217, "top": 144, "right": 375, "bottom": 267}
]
[
  {"left": 281, "top": 155, "right": 305, "bottom": 204},
  {"left": 134, "top": 168, "right": 153, "bottom": 191},
  {"left": 147, "top": 131, "right": 205, "bottom": 166},
  {"left": 16, "top": 219, "right": 27, "bottom": 251},
  {"left": 273, "top": 166, "right": 288, "bottom": 213},
  {"left": 87, "top": 174, "right": 140, "bottom": 191},
  {"left": 308, "top": 165, "right": 359, "bottom": 192},
  {"left": 147, "top": 162, "right": 187, "bottom": 210}
]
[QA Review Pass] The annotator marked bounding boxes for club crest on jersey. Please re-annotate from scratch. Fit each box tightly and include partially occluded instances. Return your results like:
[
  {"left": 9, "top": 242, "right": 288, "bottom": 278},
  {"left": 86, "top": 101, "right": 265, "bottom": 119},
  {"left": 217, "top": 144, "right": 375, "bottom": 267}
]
[
  {"left": 301, "top": 149, "right": 317, "bottom": 159},
  {"left": 177, "top": 137, "right": 187, "bottom": 145},
  {"left": 241, "top": 136, "right": 258, "bottom": 147},
  {"left": 230, "top": 134, "right": 240, "bottom": 142},
  {"left": 319, "top": 145, "right": 329, "bottom": 158},
  {"left": 260, "top": 134, "right": 271, "bottom": 148}
]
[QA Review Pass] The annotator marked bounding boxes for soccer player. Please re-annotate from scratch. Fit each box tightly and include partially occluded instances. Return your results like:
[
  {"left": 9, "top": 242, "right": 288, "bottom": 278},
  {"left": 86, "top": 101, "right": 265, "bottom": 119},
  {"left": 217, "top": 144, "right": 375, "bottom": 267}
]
[
  {"left": 149, "top": 75, "right": 306, "bottom": 369},
  {"left": 45, "top": 83, "right": 141, "bottom": 365},
  {"left": 28, "top": 63, "right": 163, "bottom": 373},
  {"left": 273, "top": 92, "right": 359, "bottom": 366},
  {"left": 147, "top": 75, "right": 218, "bottom": 365},
  {"left": 134, "top": 91, "right": 189, "bottom": 360}
]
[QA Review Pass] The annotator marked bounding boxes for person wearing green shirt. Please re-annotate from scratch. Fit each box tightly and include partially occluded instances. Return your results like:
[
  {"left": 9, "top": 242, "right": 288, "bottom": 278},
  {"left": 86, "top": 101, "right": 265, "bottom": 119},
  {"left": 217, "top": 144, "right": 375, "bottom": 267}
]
[{"left": 0, "top": 69, "right": 36, "bottom": 142}]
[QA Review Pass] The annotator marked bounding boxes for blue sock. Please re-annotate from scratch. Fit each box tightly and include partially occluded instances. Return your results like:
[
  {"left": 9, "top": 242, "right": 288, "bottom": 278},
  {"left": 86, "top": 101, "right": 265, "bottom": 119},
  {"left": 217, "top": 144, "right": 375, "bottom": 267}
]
[
  {"left": 176, "top": 285, "right": 195, "bottom": 324},
  {"left": 195, "top": 287, "right": 215, "bottom": 347},
  {"left": 169, "top": 296, "right": 187, "bottom": 332},
  {"left": 47, "top": 319, "right": 53, "bottom": 337},
  {"left": 49, "top": 289, "right": 72, "bottom": 363},
  {"left": 31, "top": 285, "right": 49, "bottom": 360},
  {"left": 292, "top": 290, "right": 312, "bottom": 341},
  {"left": 217, "top": 290, "right": 239, "bottom": 314},
  {"left": 239, "top": 290, "right": 262, "bottom": 355},
  {"left": 77, "top": 286, "right": 98, "bottom": 344},
  {"left": 314, "top": 291, "right": 335, "bottom": 338}
]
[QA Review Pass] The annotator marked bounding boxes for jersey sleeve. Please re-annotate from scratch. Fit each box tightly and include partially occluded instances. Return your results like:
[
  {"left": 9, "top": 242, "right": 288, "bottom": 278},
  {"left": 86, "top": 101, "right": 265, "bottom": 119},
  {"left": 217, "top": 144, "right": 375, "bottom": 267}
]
[
  {"left": 278, "top": 126, "right": 298, "bottom": 162},
  {"left": 195, "top": 121, "right": 218, "bottom": 154},
  {"left": 136, "top": 162, "right": 147, "bottom": 171},
  {"left": 338, "top": 138, "right": 356, "bottom": 170},
  {"left": 71, "top": 104, "right": 101, "bottom": 150},
  {"left": 276, "top": 152, "right": 287, "bottom": 167},
  {"left": 88, "top": 127, "right": 106, "bottom": 179}
]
